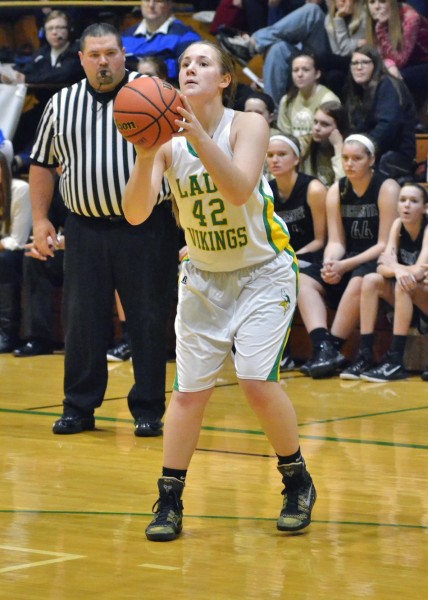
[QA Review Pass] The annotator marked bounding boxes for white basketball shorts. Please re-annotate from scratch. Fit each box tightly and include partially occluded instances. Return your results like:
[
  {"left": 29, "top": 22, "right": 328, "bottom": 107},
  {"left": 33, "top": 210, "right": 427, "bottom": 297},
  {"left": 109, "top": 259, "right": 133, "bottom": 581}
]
[{"left": 173, "top": 250, "right": 298, "bottom": 392}]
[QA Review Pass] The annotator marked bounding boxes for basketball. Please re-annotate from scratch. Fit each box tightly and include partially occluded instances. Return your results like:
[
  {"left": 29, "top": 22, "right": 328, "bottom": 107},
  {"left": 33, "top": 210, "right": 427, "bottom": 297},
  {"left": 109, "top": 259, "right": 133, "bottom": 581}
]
[{"left": 113, "top": 77, "right": 183, "bottom": 148}]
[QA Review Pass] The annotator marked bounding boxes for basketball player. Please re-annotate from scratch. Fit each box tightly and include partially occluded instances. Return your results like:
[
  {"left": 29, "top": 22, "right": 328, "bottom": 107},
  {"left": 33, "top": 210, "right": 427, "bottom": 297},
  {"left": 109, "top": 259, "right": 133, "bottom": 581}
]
[{"left": 123, "top": 40, "right": 316, "bottom": 542}]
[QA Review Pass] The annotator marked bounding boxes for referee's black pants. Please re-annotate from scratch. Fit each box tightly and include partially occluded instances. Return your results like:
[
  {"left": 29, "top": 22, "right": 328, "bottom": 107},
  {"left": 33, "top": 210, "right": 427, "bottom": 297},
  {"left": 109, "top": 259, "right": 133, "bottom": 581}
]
[{"left": 62, "top": 203, "right": 179, "bottom": 421}]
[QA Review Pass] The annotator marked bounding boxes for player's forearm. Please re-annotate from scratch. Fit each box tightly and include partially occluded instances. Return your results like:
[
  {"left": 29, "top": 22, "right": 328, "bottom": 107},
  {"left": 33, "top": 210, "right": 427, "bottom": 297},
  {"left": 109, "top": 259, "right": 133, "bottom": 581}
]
[
  {"left": 123, "top": 157, "right": 159, "bottom": 224},
  {"left": 191, "top": 138, "right": 259, "bottom": 206}
]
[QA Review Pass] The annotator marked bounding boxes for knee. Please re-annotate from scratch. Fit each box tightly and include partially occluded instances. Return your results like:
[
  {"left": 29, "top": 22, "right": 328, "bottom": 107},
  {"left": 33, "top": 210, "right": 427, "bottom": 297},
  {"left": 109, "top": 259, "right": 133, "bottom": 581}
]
[
  {"left": 298, "top": 274, "right": 322, "bottom": 297},
  {"left": 303, "top": 2, "right": 323, "bottom": 21},
  {"left": 394, "top": 284, "right": 409, "bottom": 301},
  {"left": 362, "top": 273, "right": 382, "bottom": 292},
  {"left": 265, "top": 41, "right": 294, "bottom": 63},
  {"left": 240, "top": 379, "right": 269, "bottom": 405}
]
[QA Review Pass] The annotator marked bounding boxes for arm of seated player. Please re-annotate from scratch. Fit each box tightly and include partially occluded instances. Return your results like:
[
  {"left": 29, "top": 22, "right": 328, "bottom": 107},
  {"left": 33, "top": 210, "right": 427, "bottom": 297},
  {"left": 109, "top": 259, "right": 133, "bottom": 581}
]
[
  {"left": 321, "top": 182, "right": 346, "bottom": 283},
  {"left": 376, "top": 217, "right": 401, "bottom": 277},
  {"left": 297, "top": 179, "right": 327, "bottom": 256},
  {"left": 123, "top": 144, "right": 167, "bottom": 225},
  {"left": 410, "top": 227, "right": 428, "bottom": 283}
]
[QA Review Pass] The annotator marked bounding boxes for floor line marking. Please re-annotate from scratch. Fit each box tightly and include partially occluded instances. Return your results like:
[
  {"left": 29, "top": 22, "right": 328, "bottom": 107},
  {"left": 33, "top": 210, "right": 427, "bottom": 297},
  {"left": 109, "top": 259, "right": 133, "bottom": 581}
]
[
  {"left": 0, "top": 545, "right": 84, "bottom": 573},
  {"left": 139, "top": 563, "right": 181, "bottom": 571}
]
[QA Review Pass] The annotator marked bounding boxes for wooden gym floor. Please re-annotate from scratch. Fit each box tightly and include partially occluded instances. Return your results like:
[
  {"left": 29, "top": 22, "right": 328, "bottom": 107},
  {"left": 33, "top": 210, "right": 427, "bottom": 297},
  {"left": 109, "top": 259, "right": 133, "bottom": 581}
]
[{"left": 0, "top": 353, "right": 427, "bottom": 599}]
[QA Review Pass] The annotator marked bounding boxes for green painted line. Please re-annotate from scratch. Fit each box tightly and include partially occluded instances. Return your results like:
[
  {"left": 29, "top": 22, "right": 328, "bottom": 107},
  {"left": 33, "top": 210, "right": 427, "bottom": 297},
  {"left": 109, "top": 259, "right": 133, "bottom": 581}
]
[
  {"left": 1, "top": 407, "right": 427, "bottom": 450},
  {"left": 0, "top": 509, "right": 426, "bottom": 530},
  {"left": 299, "top": 434, "right": 428, "bottom": 450},
  {"left": 0, "top": 407, "right": 129, "bottom": 423},
  {"left": 302, "top": 405, "right": 428, "bottom": 427}
]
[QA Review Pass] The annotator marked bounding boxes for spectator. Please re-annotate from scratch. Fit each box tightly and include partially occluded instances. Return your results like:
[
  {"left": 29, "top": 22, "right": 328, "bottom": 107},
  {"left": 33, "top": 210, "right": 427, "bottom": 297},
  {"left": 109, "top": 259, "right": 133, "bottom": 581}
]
[
  {"left": 1, "top": 11, "right": 83, "bottom": 175},
  {"left": 277, "top": 52, "right": 340, "bottom": 154},
  {"left": 322, "top": 0, "right": 367, "bottom": 98},
  {"left": 301, "top": 100, "right": 348, "bottom": 187},
  {"left": 13, "top": 186, "right": 68, "bottom": 357},
  {"left": 0, "top": 137, "right": 32, "bottom": 353},
  {"left": 243, "top": 90, "right": 278, "bottom": 132},
  {"left": 121, "top": 0, "right": 201, "bottom": 82},
  {"left": 30, "top": 23, "right": 179, "bottom": 436},
  {"left": 365, "top": 0, "right": 428, "bottom": 101},
  {"left": 106, "top": 292, "right": 132, "bottom": 362},
  {"left": 345, "top": 45, "right": 417, "bottom": 180},
  {"left": 268, "top": 134, "right": 327, "bottom": 266},
  {"left": 217, "top": 2, "right": 331, "bottom": 105},
  {"left": 297, "top": 134, "right": 399, "bottom": 378},
  {"left": 137, "top": 55, "right": 169, "bottom": 79},
  {"left": 341, "top": 181, "right": 428, "bottom": 381},
  {"left": 210, "top": 0, "right": 304, "bottom": 35},
  {"left": 267, "top": 133, "right": 327, "bottom": 371}
]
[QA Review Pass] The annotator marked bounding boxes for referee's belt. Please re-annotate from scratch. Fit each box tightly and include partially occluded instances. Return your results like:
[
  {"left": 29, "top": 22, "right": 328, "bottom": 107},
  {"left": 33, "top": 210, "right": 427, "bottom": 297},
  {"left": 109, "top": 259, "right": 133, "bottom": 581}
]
[{"left": 98, "top": 215, "right": 125, "bottom": 223}]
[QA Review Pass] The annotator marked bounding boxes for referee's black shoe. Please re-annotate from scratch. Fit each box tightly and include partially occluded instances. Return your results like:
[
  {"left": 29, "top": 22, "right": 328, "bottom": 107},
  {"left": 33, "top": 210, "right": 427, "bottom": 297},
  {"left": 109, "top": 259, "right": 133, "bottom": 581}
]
[
  {"left": 145, "top": 477, "right": 184, "bottom": 542},
  {"left": 53, "top": 414, "right": 95, "bottom": 434},
  {"left": 134, "top": 418, "right": 163, "bottom": 437}
]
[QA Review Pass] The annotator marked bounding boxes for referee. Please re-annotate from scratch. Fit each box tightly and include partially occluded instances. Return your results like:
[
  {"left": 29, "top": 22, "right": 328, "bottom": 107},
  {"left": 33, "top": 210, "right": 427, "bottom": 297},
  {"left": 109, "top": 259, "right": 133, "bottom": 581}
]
[{"left": 29, "top": 23, "right": 179, "bottom": 435}]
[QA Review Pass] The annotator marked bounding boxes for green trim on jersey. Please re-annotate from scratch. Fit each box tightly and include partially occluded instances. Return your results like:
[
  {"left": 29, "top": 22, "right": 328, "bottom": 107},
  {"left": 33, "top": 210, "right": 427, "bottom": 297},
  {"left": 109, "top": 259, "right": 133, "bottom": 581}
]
[
  {"left": 186, "top": 141, "right": 198, "bottom": 158},
  {"left": 286, "top": 247, "right": 300, "bottom": 298},
  {"left": 173, "top": 370, "right": 179, "bottom": 391},
  {"left": 266, "top": 247, "right": 299, "bottom": 380},
  {"left": 260, "top": 181, "right": 290, "bottom": 254},
  {"left": 267, "top": 308, "right": 296, "bottom": 381}
]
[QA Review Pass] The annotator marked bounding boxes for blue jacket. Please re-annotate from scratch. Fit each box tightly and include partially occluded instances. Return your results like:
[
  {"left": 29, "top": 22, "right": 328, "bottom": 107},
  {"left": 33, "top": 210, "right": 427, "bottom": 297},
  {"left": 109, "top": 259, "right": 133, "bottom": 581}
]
[
  {"left": 349, "top": 77, "right": 416, "bottom": 162},
  {"left": 122, "top": 19, "right": 201, "bottom": 80},
  {"left": 16, "top": 41, "right": 83, "bottom": 104}
]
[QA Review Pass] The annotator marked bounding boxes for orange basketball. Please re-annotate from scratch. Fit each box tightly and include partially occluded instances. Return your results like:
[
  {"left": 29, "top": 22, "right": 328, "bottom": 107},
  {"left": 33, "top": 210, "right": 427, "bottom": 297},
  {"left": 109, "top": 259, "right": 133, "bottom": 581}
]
[{"left": 113, "top": 77, "right": 183, "bottom": 148}]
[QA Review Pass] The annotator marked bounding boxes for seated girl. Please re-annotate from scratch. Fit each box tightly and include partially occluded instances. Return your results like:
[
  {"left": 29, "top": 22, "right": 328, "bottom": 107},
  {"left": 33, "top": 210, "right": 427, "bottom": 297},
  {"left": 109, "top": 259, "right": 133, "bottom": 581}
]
[
  {"left": 267, "top": 133, "right": 327, "bottom": 372},
  {"left": 340, "top": 181, "right": 428, "bottom": 382},
  {"left": 277, "top": 52, "right": 340, "bottom": 157},
  {"left": 301, "top": 100, "right": 348, "bottom": 188},
  {"left": 345, "top": 44, "right": 417, "bottom": 180},
  {"left": 297, "top": 134, "right": 400, "bottom": 378},
  {"left": 365, "top": 0, "right": 428, "bottom": 105},
  {"left": 267, "top": 134, "right": 327, "bottom": 267}
]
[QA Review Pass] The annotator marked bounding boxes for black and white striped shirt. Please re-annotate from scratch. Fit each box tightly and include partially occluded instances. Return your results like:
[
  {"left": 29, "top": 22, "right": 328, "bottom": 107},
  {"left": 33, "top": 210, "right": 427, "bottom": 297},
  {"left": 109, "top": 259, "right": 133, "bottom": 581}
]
[{"left": 31, "top": 72, "right": 171, "bottom": 217}]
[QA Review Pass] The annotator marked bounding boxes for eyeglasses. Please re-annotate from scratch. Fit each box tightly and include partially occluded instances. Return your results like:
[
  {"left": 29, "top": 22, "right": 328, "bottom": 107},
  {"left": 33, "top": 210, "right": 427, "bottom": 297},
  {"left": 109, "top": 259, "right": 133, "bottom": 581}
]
[
  {"left": 350, "top": 59, "right": 373, "bottom": 67},
  {"left": 45, "top": 26, "right": 68, "bottom": 32}
]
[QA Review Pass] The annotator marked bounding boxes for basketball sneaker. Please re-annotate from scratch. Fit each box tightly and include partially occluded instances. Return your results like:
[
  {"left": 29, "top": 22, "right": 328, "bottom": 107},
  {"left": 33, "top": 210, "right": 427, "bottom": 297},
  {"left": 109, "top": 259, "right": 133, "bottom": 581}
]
[
  {"left": 360, "top": 360, "right": 407, "bottom": 383},
  {"left": 299, "top": 358, "right": 314, "bottom": 376},
  {"left": 106, "top": 340, "right": 131, "bottom": 362},
  {"left": 145, "top": 477, "right": 184, "bottom": 542},
  {"left": 309, "top": 340, "right": 347, "bottom": 379},
  {"left": 277, "top": 461, "right": 316, "bottom": 532},
  {"left": 280, "top": 351, "right": 296, "bottom": 372},
  {"left": 217, "top": 33, "right": 255, "bottom": 66},
  {"left": 340, "top": 351, "right": 373, "bottom": 380}
]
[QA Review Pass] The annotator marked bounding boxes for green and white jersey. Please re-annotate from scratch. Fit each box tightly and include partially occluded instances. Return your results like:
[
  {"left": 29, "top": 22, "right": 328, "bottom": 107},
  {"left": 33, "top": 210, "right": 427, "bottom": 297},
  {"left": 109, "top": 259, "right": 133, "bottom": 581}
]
[{"left": 166, "top": 108, "right": 293, "bottom": 272}]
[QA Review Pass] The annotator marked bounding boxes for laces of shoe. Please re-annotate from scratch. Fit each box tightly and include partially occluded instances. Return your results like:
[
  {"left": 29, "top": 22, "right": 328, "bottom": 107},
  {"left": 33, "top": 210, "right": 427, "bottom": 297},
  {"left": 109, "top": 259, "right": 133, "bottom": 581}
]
[
  {"left": 152, "top": 492, "right": 181, "bottom": 523},
  {"left": 282, "top": 477, "right": 309, "bottom": 514},
  {"left": 282, "top": 484, "right": 299, "bottom": 512}
]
